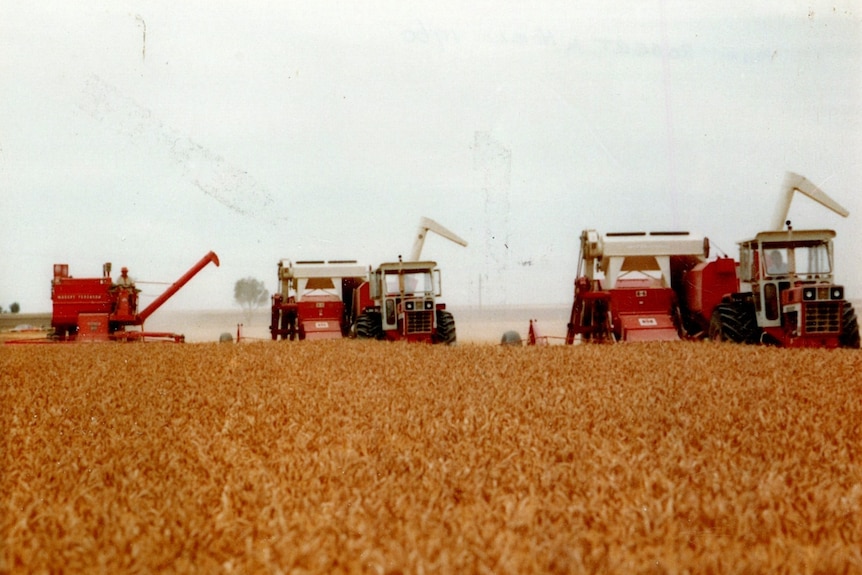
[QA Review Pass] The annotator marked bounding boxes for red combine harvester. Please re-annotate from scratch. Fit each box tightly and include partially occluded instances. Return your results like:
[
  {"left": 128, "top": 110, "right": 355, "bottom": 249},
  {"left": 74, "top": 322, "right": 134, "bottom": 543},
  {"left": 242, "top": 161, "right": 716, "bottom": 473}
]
[
  {"left": 353, "top": 217, "right": 467, "bottom": 343},
  {"left": 50, "top": 251, "right": 219, "bottom": 342},
  {"left": 546, "top": 172, "right": 859, "bottom": 348},
  {"left": 559, "top": 229, "right": 725, "bottom": 344},
  {"left": 269, "top": 260, "right": 367, "bottom": 340}
]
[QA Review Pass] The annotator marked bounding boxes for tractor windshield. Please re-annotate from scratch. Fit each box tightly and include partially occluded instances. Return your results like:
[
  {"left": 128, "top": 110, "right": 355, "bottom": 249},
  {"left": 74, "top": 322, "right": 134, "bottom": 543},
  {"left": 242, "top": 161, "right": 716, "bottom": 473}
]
[
  {"left": 762, "top": 242, "right": 831, "bottom": 278},
  {"left": 793, "top": 243, "right": 832, "bottom": 276},
  {"left": 384, "top": 270, "right": 434, "bottom": 296}
]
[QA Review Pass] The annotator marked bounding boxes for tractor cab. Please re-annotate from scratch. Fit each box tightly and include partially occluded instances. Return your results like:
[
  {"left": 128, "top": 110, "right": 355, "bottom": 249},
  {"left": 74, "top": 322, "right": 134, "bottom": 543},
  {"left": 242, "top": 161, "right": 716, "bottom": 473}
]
[
  {"left": 738, "top": 229, "right": 845, "bottom": 345},
  {"left": 369, "top": 260, "right": 442, "bottom": 342},
  {"left": 353, "top": 258, "right": 457, "bottom": 344},
  {"left": 352, "top": 217, "right": 465, "bottom": 344}
]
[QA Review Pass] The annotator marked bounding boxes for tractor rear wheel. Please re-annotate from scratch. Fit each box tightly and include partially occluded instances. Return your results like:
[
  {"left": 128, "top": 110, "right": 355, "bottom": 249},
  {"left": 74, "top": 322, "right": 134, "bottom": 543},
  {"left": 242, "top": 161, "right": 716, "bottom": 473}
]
[
  {"left": 840, "top": 302, "right": 861, "bottom": 349},
  {"left": 355, "top": 312, "right": 384, "bottom": 340},
  {"left": 435, "top": 309, "right": 457, "bottom": 345},
  {"left": 708, "top": 302, "right": 757, "bottom": 343}
]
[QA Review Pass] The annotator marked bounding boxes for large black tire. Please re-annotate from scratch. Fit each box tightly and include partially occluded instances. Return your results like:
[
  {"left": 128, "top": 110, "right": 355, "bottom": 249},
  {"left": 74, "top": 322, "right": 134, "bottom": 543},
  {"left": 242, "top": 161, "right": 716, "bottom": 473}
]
[
  {"left": 840, "top": 302, "right": 861, "bottom": 349},
  {"left": 355, "top": 312, "right": 384, "bottom": 340},
  {"left": 435, "top": 309, "right": 457, "bottom": 345},
  {"left": 708, "top": 302, "right": 758, "bottom": 343}
]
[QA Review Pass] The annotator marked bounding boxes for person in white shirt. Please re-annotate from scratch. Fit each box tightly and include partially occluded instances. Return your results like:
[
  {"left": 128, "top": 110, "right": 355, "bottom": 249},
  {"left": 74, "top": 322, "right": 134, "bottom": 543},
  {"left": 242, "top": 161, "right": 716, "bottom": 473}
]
[{"left": 116, "top": 267, "right": 134, "bottom": 288}]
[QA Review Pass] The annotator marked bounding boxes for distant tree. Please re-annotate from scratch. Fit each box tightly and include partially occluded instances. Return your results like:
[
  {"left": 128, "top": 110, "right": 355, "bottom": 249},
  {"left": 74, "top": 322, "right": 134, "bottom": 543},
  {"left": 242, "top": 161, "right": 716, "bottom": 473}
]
[
  {"left": 234, "top": 277, "right": 268, "bottom": 321},
  {"left": 10, "top": 302, "right": 20, "bottom": 314}
]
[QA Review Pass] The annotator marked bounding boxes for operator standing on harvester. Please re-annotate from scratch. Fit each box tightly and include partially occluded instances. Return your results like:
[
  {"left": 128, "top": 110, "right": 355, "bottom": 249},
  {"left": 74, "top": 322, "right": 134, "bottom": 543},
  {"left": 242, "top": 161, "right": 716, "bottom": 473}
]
[
  {"left": 113, "top": 265, "right": 139, "bottom": 318},
  {"left": 116, "top": 266, "right": 134, "bottom": 288}
]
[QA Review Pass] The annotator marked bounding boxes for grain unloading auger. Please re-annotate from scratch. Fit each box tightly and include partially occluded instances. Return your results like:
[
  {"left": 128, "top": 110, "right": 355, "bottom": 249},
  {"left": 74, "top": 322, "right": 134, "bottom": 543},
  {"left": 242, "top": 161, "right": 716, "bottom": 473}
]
[{"left": 49, "top": 251, "right": 220, "bottom": 342}]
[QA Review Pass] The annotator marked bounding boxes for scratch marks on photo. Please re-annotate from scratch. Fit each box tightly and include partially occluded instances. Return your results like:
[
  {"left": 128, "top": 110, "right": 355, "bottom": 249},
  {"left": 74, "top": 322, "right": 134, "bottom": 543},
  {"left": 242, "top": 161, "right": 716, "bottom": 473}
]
[{"left": 79, "top": 75, "right": 281, "bottom": 225}]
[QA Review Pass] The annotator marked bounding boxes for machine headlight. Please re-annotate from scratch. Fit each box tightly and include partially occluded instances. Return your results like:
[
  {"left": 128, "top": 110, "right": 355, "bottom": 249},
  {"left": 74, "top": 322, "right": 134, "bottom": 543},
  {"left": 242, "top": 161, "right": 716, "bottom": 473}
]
[
  {"left": 803, "top": 289, "right": 816, "bottom": 301},
  {"left": 831, "top": 286, "right": 844, "bottom": 300},
  {"left": 424, "top": 300, "right": 434, "bottom": 310},
  {"left": 405, "top": 301, "right": 415, "bottom": 311}
]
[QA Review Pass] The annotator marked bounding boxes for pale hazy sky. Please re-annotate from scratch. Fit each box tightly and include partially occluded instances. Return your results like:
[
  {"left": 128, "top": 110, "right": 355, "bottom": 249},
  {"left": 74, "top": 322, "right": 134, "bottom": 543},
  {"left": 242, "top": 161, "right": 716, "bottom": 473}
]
[{"left": 2, "top": 1, "right": 861, "bottom": 312}]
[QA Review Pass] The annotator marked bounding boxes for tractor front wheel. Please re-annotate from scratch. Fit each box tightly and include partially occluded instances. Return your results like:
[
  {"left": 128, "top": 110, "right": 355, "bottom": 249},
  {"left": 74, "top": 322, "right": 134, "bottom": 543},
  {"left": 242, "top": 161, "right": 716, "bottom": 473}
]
[
  {"left": 840, "top": 303, "right": 861, "bottom": 349},
  {"left": 435, "top": 310, "right": 457, "bottom": 345},
  {"left": 708, "top": 303, "right": 757, "bottom": 344},
  {"left": 355, "top": 312, "right": 384, "bottom": 340}
]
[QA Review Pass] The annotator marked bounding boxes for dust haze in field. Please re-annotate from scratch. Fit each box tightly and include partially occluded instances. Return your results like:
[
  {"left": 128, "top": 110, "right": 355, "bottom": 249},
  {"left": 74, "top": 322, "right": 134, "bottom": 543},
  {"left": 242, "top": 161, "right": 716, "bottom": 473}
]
[{"left": 141, "top": 306, "right": 571, "bottom": 344}]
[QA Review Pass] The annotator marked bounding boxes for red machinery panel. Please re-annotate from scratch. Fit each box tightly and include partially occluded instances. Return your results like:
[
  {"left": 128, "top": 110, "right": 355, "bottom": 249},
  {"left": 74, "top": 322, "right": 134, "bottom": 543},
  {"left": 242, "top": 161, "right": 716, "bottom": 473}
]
[
  {"left": 610, "top": 283, "right": 675, "bottom": 315},
  {"left": 297, "top": 296, "right": 345, "bottom": 340},
  {"left": 76, "top": 313, "right": 111, "bottom": 342},
  {"left": 611, "top": 286, "right": 680, "bottom": 342},
  {"left": 619, "top": 314, "right": 679, "bottom": 342},
  {"left": 684, "top": 257, "right": 738, "bottom": 317},
  {"left": 300, "top": 320, "right": 342, "bottom": 340},
  {"left": 52, "top": 278, "right": 113, "bottom": 330}
]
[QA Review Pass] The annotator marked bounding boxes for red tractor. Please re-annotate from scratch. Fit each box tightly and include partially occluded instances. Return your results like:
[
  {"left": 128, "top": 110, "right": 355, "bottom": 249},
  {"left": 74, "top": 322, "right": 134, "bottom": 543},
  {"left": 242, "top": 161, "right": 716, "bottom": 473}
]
[
  {"left": 270, "top": 259, "right": 367, "bottom": 340},
  {"left": 697, "top": 173, "right": 859, "bottom": 348},
  {"left": 353, "top": 218, "right": 467, "bottom": 344},
  {"left": 352, "top": 258, "right": 456, "bottom": 343},
  {"left": 50, "top": 251, "right": 220, "bottom": 342}
]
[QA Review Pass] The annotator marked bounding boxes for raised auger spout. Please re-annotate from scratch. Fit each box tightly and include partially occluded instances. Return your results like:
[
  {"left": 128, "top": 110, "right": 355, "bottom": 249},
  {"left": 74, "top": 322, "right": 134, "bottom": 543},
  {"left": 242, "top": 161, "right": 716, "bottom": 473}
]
[
  {"left": 409, "top": 217, "right": 468, "bottom": 261},
  {"left": 772, "top": 172, "right": 849, "bottom": 231},
  {"left": 137, "top": 251, "right": 220, "bottom": 323}
]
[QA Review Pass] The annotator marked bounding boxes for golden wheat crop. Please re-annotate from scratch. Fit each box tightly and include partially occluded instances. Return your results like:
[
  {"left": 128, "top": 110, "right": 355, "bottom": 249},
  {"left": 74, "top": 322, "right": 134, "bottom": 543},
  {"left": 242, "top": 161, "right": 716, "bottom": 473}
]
[{"left": 1, "top": 340, "right": 861, "bottom": 574}]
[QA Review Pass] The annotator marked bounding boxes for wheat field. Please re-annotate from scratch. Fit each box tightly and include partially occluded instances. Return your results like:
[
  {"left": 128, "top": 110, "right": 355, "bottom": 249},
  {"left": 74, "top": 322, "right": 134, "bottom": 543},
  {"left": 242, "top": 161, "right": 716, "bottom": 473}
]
[{"left": 1, "top": 341, "right": 860, "bottom": 574}]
